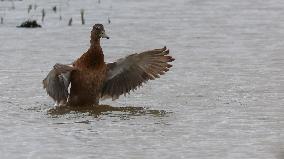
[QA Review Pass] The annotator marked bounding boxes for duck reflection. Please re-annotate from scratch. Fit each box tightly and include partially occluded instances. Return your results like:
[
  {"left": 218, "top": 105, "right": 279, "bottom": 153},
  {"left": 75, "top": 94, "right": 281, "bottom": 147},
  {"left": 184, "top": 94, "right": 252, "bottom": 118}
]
[{"left": 47, "top": 104, "right": 170, "bottom": 119}]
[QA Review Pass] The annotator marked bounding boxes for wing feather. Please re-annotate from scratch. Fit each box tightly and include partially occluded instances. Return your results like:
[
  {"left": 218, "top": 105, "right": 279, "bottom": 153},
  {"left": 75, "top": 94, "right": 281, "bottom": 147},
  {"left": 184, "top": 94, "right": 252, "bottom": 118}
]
[
  {"left": 101, "top": 46, "right": 174, "bottom": 100},
  {"left": 43, "top": 63, "right": 75, "bottom": 102}
]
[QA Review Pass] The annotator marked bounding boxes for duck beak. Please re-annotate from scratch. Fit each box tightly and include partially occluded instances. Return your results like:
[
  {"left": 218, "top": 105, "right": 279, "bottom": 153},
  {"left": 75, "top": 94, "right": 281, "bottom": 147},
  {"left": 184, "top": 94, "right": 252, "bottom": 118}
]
[{"left": 101, "top": 31, "right": 110, "bottom": 39}]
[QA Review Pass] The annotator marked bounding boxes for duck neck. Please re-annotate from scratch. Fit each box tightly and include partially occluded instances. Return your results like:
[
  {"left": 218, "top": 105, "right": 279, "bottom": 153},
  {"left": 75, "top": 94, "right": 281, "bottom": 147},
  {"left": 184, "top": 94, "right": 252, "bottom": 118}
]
[{"left": 88, "top": 38, "right": 104, "bottom": 67}]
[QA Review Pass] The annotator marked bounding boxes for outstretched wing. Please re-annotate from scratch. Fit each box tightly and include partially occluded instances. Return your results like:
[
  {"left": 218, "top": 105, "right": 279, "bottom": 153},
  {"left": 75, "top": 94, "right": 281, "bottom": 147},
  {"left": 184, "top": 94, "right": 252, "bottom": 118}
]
[
  {"left": 101, "top": 46, "right": 174, "bottom": 100},
  {"left": 43, "top": 63, "right": 75, "bottom": 102}
]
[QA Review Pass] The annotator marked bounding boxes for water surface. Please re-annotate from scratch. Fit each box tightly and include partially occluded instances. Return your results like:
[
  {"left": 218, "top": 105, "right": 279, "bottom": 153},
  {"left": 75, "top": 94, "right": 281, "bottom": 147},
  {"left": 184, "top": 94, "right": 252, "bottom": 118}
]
[{"left": 0, "top": 0, "right": 283, "bottom": 158}]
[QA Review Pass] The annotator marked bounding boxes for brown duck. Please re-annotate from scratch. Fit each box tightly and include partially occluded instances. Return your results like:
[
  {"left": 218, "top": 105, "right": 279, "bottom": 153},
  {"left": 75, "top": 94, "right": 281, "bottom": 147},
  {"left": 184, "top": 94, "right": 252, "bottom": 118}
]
[{"left": 43, "top": 24, "right": 175, "bottom": 107}]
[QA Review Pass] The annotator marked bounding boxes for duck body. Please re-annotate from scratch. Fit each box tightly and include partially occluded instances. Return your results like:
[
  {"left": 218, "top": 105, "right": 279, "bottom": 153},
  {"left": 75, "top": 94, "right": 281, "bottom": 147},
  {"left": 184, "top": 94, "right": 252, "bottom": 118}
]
[
  {"left": 68, "top": 41, "right": 107, "bottom": 106},
  {"left": 43, "top": 24, "right": 175, "bottom": 107}
]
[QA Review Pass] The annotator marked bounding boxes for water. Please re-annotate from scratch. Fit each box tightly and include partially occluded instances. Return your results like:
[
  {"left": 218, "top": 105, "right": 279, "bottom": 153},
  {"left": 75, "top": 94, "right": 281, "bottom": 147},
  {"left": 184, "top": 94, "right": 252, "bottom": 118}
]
[{"left": 0, "top": 0, "right": 283, "bottom": 158}]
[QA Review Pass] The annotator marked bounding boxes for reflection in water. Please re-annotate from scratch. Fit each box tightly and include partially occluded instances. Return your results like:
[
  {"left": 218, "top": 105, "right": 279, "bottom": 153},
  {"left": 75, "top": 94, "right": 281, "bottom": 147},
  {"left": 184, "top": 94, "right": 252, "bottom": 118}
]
[{"left": 47, "top": 104, "right": 170, "bottom": 119}]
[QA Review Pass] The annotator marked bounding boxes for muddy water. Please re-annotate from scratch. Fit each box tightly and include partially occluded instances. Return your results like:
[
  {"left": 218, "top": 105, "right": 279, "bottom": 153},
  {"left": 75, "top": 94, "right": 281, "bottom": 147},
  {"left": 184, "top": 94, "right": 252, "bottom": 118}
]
[{"left": 0, "top": 0, "right": 283, "bottom": 158}]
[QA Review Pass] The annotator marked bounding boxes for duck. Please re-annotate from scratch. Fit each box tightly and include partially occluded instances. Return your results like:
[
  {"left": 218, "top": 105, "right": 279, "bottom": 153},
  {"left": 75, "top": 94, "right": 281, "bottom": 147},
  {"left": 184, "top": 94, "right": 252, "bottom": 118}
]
[{"left": 43, "top": 24, "right": 175, "bottom": 107}]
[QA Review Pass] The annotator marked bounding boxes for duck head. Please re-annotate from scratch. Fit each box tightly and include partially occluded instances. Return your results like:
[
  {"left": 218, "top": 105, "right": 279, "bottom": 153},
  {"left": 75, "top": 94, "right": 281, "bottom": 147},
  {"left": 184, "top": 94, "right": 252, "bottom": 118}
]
[{"left": 91, "top": 24, "right": 109, "bottom": 40}]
